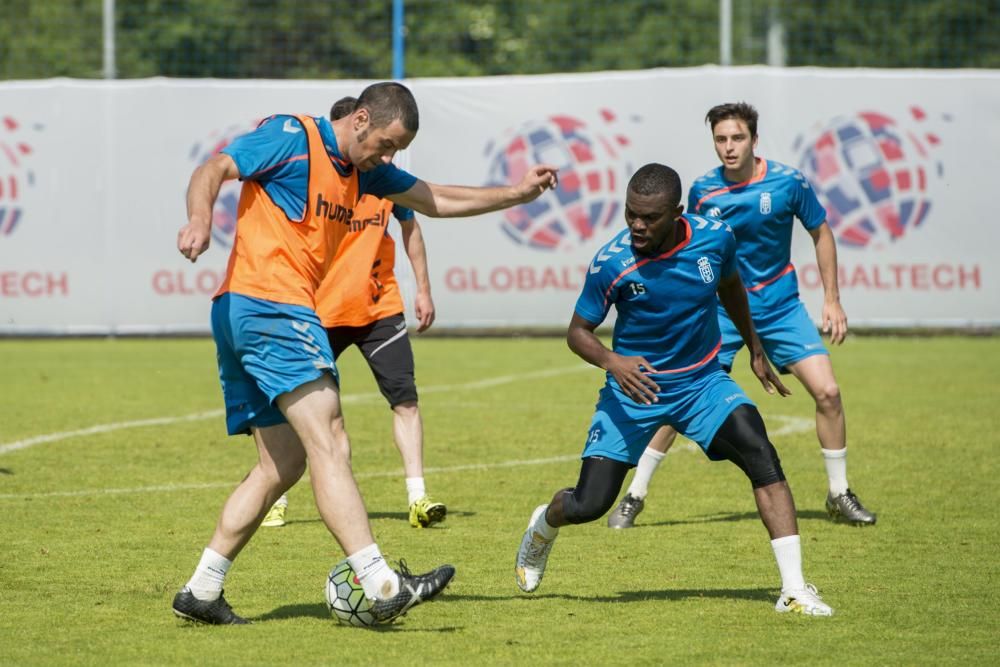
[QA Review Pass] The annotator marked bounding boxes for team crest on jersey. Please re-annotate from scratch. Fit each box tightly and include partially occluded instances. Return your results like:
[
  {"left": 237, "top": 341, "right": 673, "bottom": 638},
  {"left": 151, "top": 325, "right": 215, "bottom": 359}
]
[
  {"left": 759, "top": 192, "right": 772, "bottom": 215},
  {"left": 697, "top": 257, "right": 714, "bottom": 283},
  {"left": 708, "top": 206, "right": 722, "bottom": 219}
]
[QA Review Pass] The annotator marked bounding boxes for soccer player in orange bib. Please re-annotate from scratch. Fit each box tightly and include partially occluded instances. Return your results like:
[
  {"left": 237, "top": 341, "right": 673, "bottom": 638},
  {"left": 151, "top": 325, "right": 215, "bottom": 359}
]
[
  {"left": 173, "top": 82, "right": 558, "bottom": 625},
  {"left": 262, "top": 96, "right": 447, "bottom": 531}
]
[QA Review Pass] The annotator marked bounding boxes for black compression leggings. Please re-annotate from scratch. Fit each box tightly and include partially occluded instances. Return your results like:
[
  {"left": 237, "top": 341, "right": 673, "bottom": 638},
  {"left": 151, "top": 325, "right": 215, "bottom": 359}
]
[
  {"left": 708, "top": 404, "right": 786, "bottom": 488},
  {"left": 561, "top": 456, "right": 632, "bottom": 524},
  {"left": 561, "top": 405, "right": 784, "bottom": 523}
]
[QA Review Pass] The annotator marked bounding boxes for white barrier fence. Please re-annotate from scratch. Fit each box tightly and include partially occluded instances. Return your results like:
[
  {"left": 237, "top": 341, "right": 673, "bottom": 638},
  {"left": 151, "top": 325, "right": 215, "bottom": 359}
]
[{"left": 0, "top": 67, "right": 997, "bottom": 334}]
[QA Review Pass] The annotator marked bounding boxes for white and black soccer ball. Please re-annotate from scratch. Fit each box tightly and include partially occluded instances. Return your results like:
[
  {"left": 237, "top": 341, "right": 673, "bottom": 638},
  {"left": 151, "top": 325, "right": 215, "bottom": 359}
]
[{"left": 325, "top": 559, "right": 376, "bottom": 627}]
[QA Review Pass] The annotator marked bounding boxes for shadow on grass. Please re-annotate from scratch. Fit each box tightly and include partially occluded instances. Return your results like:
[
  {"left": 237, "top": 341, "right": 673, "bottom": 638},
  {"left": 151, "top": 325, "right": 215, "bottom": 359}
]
[
  {"left": 369, "top": 509, "right": 477, "bottom": 521},
  {"left": 638, "top": 509, "right": 828, "bottom": 528},
  {"left": 0, "top": 468, "right": 13, "bottom": 475},
  {"left": 256, "top": 603, "right": 461, "bottom": 632},
  {"left": 444, "top": 587, "right": 775, "bottom": 604},
  {"left": 281, "top": 509, "right": 476, "bottom": 526}
]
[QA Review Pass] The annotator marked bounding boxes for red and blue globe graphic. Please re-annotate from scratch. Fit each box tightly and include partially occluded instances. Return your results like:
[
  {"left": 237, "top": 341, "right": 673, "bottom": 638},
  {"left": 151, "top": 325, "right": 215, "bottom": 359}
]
[
  {"left": 794, "top": 107, "right": 944, "bottom": 249},
  {"left": 484, "top": 111, "right": 634, "bottom": 252},
  {"left": 188, "top": 121, "right": 257, "bottom": 248},
  {"left": 0, "top": 116, "right": 39, "bottom": 237}
]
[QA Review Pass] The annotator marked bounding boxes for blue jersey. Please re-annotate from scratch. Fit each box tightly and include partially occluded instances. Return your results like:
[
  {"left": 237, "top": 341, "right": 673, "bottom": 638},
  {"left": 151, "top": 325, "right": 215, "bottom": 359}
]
[
  {"left": 222, "top": 115, "right": 417, "bottom": 222},
  {"left": 575, "top": 214, "right": 738, "bottom": 381},
  {"left": 689, "top": 158, "right": 825, "bottom": 310}
]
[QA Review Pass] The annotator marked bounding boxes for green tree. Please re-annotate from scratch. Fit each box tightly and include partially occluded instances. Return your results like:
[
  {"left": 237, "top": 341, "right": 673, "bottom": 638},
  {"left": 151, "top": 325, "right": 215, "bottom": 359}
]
[
  {"left": 0, "top": 0, "right": 997, "bottom": 80},
  {"left": 0, "top": 0, "right": 103, "bottom": 79}
]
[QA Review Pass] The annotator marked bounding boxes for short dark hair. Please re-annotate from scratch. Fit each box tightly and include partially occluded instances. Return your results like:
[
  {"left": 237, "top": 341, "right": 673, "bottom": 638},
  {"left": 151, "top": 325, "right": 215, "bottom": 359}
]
[
  {"left": 356, "top": 82, "right": 419, "bottom": 133},
  {"left": 627, "top": 163, "right": 682, "bottom": 206},
  {"left": 706, "top": 102, "right": 759, "bottom": 138},
  {"left": 330, "top": 96, "right": 357, "bottom": 121}
]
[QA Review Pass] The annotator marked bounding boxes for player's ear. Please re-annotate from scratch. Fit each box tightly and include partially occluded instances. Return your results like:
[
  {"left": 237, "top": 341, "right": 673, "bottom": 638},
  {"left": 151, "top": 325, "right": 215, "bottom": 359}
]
[
  {"left": 752, "top": 134, "right": 759, "bottom": 150},
  {"left": 674, "top": 204, "right": 684, "bottom": 218},
  {"left": 353, "top": 108, "right": 370, "bottom": 132}
]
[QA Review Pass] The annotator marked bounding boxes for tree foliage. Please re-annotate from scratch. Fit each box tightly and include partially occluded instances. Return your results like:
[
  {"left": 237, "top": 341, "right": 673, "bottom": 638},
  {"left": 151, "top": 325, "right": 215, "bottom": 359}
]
[{"left": 1, "top": 0, "right": 997, "bottom": 80}]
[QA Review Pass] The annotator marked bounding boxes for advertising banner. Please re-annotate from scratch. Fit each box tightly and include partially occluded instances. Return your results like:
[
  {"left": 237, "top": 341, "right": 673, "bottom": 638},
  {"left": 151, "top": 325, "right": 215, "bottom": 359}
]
[{"left": 0, "top": 68, "right": 996, "bottom": 333}]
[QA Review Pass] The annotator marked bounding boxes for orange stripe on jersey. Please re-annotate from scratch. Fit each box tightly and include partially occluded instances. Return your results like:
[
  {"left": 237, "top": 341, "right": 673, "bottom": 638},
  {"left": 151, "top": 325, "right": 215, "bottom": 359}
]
[
  {"left": 247, "top": 154, "right": 308, "bottom": 180},
  {"left": 601, "top": 218, "right": 692, "bottom": 311},
  {"left": 214, "top": 115, "right": 359, "bottom": 309},
  {"left": 647, "top": 338, "right": 722, "bottom": 375},
  {"left": 746, "top": 262, "right": 794, "bottom": 292},
  {"left": 315, "top": 196, "right": 405, "bottom": 328},
  {"left": 693, "top": 158, "right": 768, "bottom": 213}
]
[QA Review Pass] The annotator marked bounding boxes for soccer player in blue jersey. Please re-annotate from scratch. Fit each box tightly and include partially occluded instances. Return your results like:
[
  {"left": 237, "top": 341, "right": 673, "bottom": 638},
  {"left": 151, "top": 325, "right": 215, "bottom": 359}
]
[
  {"left": 607, "top": 102, "right": 875, "bottom": 530},
  {"left": 173, "top": 82, "right": 558, "bottom": 625},
  {"left": 515, "top": 163, "right": 834, "bottom": 616}
]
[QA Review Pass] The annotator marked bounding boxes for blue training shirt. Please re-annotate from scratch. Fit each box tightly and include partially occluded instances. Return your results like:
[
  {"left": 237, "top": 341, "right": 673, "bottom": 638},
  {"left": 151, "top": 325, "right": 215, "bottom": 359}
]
[
  {"left": 689, "top": 158, "right": 825, "bottom": 310},
  {"left": 575, "top": 214, "right": 738, "bottom": 380},
  {"left": 222, "top": 115, "right": 418, "bottom": 222}
]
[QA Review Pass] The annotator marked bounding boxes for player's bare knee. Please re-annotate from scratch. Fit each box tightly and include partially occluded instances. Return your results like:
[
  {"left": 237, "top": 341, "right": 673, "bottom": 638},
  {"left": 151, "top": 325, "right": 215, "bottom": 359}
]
[
  {"left": 391, "top": 400, "right": 419, "bottom": 416},
  {"left": 274, "top": 455, "right": 306, "bottom": 487},
  {"left": 314, "top": 421, "right": 352, "bottom": 462},
  {"left": 813, "top": 382, "right": 842, "bottom": 412}
]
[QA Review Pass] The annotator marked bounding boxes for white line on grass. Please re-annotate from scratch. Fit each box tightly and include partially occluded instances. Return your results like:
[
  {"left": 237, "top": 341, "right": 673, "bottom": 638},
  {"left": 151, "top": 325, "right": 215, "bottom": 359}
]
[
  {"left": 0, "top": 416, "right": 814, "bottom": 501},
  {"left": 0, "top": 364, "right": 595, "bottom": 456},
  {"left": 0, "top": 454, "right": 583, "bottom": 500}
]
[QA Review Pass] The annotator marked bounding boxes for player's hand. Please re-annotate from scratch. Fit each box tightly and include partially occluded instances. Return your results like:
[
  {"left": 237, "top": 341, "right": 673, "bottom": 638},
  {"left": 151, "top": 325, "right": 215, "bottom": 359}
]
[
  {"left": 177, "top": 221, "right": 211, "bottom": 263},
  {"left": 822, "top": 300, "right": 848, "bottom": 345},
  {"left": 750, "top": 350, "right": 791, "bottom": 397},
  {"left": 606, "top": 353, "right": 661, "bottom": 405},
  {"left": 414, "top": 291, "right": 436, "bottom": 333},
  {"left": 515, "top": 164, "right": 559, "bottom": 203}
]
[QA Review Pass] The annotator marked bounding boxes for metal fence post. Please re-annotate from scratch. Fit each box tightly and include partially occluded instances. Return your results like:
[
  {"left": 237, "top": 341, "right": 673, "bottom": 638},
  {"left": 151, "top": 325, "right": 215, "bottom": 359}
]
[
  {"left": 393, "top": 0, "right": 405, "bottom": 79},
  {"left": 103, "top": 0, "right": 116, "bottom": 79},
  {"left": 719, "top": 0, "right": 732, "bottom": 66}
]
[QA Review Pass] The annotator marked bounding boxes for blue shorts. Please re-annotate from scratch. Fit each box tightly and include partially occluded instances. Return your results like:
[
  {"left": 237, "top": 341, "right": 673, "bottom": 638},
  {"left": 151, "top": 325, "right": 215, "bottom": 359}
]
[
  {"left": 211, "top": 292, "right": 339, "bottom": 436},
  {"left": 582, "top": 365, "right": 755, "bottom": 465},
  {"left": 717, "top": 299, "right": 827, "bottom": 374}
]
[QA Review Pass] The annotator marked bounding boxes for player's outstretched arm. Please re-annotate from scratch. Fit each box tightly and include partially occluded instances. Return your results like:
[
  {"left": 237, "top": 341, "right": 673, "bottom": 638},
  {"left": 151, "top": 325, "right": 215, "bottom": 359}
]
[
  {"left": 399, "top": 218, "right": 435, "bottom": 332},
  {"left": 567, "top": 313, "right": 661, "bottom": 405},
  {"left": 808, "top": 223, "right": 848, "bottom": 345},
  {"left": 177, "top": 153, "right": 240, "bottom": 263},
  {"left": 389, "top": 164, "right": 558, "bottom": 218},
  {"left": 717, "top": 273, "right": 790, "bottom": 397}
]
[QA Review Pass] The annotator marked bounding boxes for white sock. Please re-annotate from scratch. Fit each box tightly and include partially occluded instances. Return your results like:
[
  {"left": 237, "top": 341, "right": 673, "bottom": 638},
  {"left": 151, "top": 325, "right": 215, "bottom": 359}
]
[
  {"left": 533, "top": 506, "right": 559, "bottom": 541},
  {"left": 627, "top": 447, "right": 667, "bottom": 499},
  {"left": 771, "top": 535, "right": 806, "bottom": 593},
  {"left": 186, "top": 547, "right": 232, "bottom": 601},
  {"left": 406, "top": 477, "right": 426, "bottom": 505},
  {"left": 821, "top": 447, "right": 849, "bottom": 496},
  {"left": 347, "top": 543, "right": 400, "bottom": 600},
  {"left": 274, "top": 493, "right": 288, "bottom": 508}
]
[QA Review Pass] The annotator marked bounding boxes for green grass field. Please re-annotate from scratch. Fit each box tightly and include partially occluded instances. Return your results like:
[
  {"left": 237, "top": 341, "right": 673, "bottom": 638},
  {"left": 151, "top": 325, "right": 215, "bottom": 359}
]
[{"left": 1, "top": 336, "right": 997, "bottom": 665}]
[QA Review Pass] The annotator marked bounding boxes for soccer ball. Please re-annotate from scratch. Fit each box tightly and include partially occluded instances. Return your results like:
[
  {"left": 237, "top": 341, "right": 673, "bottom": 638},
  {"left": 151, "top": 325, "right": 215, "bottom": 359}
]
[{"left": 325, "top": 559, "right": 376, "bottom": 627}]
